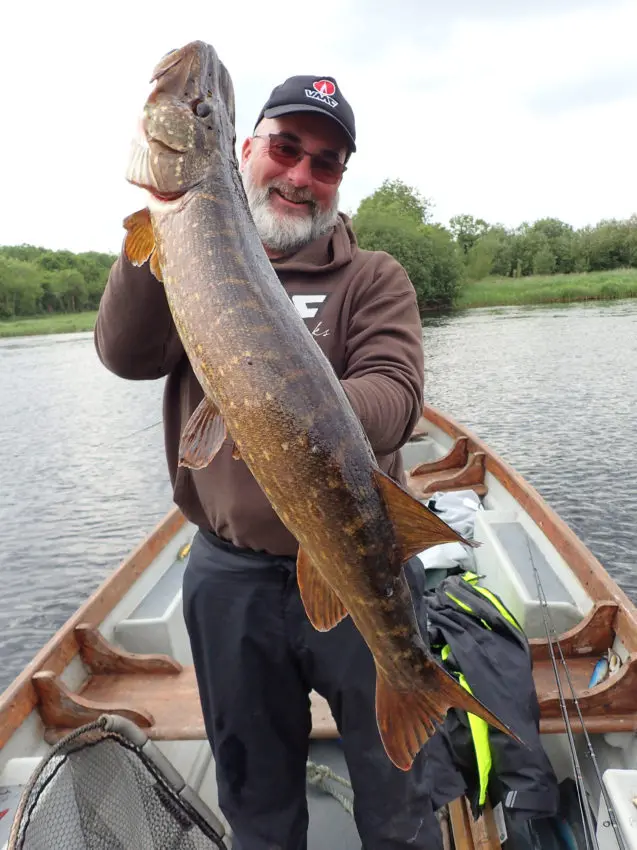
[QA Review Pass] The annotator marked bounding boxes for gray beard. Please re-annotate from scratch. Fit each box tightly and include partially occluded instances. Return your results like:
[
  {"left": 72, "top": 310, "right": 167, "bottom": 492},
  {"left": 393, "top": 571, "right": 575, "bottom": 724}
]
[{"left": 241, "top": 161, "right": 339, "bottom": 254}]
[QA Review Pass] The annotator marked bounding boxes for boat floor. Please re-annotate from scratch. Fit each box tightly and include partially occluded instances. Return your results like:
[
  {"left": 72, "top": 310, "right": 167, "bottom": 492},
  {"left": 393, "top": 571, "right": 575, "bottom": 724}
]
[{"left": 307, "top": 740, "right": 358, "bottom": 849}]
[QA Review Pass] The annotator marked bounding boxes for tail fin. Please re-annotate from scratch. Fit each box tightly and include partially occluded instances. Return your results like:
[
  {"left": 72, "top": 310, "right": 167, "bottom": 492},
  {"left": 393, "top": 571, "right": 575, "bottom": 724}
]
[{"left": 375, "top": 661, "right": 523, "bottom": 772}]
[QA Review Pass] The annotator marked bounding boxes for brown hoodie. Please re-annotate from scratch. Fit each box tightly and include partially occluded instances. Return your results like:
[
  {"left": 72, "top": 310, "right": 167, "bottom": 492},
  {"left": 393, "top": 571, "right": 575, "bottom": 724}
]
[{"left": 95, "top": 214, "right": 424, "bottom": 556}]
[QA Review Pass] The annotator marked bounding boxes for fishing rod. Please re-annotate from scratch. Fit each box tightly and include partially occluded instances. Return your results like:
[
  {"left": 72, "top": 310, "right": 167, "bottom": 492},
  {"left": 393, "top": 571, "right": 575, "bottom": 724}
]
[
  {"left": 532, "top": 560, "right": 598, "bottom": 850},
  {"left": 527, "top": 539, "right": 628, "bottom": 850},
  {"left": 91, "top": 419, "right": 163, "bottom": 449},
  {"left": 549, "top": 619, "right": 628, "bottom": 850}
]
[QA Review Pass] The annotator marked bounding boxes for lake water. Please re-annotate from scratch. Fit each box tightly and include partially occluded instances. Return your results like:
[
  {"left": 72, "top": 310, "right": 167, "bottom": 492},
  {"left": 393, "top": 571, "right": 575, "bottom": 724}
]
[{"left": 0, "top": 299, "right": 635, "bottom": 693}]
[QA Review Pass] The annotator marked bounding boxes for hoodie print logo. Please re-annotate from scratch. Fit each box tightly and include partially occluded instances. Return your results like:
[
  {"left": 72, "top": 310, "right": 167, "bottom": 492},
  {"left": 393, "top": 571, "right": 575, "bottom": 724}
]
[
  {"left": 291, "top": 294, "right": 331, "bottom": 337},
  {"left": 311, "top": 321, "right": 330, "bottom": 338},
  {"left": 305, "top": 79, "right": 338, "bottom": 108},
  {"left": 292, "top": 294, "right": 327, "bottom": 319}
]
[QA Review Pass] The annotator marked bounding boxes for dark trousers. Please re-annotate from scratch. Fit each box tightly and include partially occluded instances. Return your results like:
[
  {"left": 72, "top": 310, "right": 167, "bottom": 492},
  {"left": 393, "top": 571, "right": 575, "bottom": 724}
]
[{"left": 182, "top": 529, "right": 442, "bottom": 850}]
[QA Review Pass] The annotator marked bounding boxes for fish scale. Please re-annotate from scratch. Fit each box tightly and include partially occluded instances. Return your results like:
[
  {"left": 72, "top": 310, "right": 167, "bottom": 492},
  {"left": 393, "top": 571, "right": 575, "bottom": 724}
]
[{"left": 122, "top": 39, "right": 520, "bottom": 770}]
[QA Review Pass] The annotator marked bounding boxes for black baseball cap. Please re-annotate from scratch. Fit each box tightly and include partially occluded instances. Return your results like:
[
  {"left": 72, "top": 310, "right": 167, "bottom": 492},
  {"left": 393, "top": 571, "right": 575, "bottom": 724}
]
[{"left": 254, "top": 75, "right": 356, "bottom": 155}]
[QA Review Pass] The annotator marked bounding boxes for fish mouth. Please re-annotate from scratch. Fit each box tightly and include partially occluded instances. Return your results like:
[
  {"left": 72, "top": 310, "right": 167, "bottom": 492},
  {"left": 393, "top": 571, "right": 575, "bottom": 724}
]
[
  {"left": 150, "top": 48, "right": 184, "bottom": 83},
  {"left": 149, "top": 43, "right": 202, "bottom": 91},
  {"left": 140, "top": 185, "right": 188, "bottom": 203},
  {"left": 148, "top": 40, "right": 222, "bottom": 117},
  {"left": 126, "top": 126, "right": 190, "bottom": 200},
  {"left": 126, "top": 41, "right": 234, "bottom": 200}
]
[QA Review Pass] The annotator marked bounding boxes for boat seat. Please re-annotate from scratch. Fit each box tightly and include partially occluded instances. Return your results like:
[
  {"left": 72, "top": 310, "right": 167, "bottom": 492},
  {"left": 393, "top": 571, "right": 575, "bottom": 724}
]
[
  {"left": 31, "top": 625, "right": 339, "bottom": 746},
  {"left": 405, "top": 437, "right": 488, "bottom": 499},
  {"left": 471, "top": 509, "right": 585, "bottom": 639},
  {"left": 400, "top": 433, "right": 440, "bottom": 470},
  {"left": 114, "top": 545, "right": 193, "bottom": 666}
]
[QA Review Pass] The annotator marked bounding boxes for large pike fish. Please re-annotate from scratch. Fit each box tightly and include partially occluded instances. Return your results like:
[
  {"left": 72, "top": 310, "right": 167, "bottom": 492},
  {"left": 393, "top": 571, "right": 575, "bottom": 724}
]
[{"left": 123, "top": 40, "right": 519, "bottom": 770}]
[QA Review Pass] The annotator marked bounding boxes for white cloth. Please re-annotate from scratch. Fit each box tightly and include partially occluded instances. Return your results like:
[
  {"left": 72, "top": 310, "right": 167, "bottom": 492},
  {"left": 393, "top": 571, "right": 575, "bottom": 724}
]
[{"left": 415, "top": 489, "right": 482, "bottom": 573}]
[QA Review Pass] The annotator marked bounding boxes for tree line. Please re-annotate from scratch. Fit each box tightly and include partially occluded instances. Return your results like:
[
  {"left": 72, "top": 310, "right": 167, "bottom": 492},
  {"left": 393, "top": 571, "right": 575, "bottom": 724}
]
[
  {"left": 0, "top": 245, "right": 116, "bottom": 319},
  {"left": 448, "top": 211, "right": 637, "bottom": 281},
  {"left": 352, "top": 180, "right": 637, "bottom": 310},
  {"left": 1, "top": 179, "right": 636, "bottom": 318}
]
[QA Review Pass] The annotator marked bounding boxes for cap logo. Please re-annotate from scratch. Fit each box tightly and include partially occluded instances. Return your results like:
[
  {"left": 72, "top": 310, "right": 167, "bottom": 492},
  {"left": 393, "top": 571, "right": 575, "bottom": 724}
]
[
  {"left": 313, "top": 79, "right": 336, "bottom": 96},
  {"left": 305, "top": 79, "right": 338, "bottom": 108}
]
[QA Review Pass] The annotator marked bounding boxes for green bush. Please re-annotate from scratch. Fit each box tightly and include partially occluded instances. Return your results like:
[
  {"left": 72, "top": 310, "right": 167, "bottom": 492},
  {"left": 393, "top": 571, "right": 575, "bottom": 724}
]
[
  {"left": 352, "top": 179, "right": 462, "bottom": 310},
  {"left": 0, "top": 245, "right": 116, "bottom": 319},
  {"left": 353, "top": 211, "right": 462, "bottom": 310}
]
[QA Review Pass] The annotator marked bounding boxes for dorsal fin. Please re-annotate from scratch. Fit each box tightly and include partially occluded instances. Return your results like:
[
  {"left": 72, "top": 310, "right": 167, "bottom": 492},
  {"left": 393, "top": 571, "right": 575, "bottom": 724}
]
[{"left": 373, "top": 469, "right": 476, "bottom": 572}]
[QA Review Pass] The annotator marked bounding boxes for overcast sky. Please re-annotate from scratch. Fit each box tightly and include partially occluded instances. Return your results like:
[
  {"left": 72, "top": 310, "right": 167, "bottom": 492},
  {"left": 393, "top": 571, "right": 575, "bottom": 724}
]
[{"left": 2, "top": 0, "right": 636, "bottom": 254}]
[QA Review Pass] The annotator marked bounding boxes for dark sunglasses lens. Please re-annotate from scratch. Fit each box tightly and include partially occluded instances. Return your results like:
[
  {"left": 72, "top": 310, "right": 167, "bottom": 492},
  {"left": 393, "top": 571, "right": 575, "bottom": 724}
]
[
  {"left": 268, "top": 140, "right": 302, "bottom": 166},
  {"left": 266, "top": 136, "right": 344, "bottom": 184},
  {"left": 310, "top": 157, "right": 342, "bottom": 184}
]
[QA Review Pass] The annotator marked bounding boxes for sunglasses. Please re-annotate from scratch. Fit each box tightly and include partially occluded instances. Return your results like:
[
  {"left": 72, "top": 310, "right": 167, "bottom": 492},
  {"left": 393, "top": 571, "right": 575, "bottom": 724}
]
[{"left": 253, "top": 133, "right": 347, "bottom": 185}]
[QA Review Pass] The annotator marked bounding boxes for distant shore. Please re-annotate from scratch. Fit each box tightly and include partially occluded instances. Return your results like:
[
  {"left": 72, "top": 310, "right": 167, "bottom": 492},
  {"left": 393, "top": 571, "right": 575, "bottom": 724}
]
[
  {"left": 455, "top": 268, "right": 637, "bottom": 309},
  {"left": 1, "top": 269, "right": 636, "bottom": 339},
  {"left": 0, "top": 312, "right": 98, "bottom": 339}
]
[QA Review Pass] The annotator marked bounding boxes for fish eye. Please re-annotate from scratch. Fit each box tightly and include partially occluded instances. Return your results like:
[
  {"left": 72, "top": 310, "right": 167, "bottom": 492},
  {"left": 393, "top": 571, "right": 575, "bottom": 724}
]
[{"left": 195, "top": 101, "right": 211, "bottom": 118}]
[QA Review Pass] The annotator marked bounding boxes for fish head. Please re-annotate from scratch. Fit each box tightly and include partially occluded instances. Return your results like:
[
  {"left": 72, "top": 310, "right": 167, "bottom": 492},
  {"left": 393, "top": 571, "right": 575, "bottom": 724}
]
[{"left": 127, "top": 41, "right": 236, "bottom": 203}]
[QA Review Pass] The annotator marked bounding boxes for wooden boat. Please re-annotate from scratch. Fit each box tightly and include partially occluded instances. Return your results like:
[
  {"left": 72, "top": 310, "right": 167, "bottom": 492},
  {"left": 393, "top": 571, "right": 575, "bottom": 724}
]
[{"left": 1, "top": 403, "right": 636, "bottom": 849}]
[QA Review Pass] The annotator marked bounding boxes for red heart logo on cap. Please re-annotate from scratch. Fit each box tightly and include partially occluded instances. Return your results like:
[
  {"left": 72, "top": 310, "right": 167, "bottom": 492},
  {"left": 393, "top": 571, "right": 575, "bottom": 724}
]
[{"left": 313, "top": 80, "right": 336, "bottom": 96}]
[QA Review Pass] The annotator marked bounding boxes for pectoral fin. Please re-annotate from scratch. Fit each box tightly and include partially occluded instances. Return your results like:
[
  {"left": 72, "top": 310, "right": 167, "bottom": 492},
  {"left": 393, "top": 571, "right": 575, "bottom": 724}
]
[
  {"left": 123, "top": 208, "right": 155, "bottom": 264},
  {"left": 123, "top": 208, "right": 163, "bottom": 282},
  {"left": 373, "top": 469, "right": 477, "bottom": 573},
  {"left": 296, "top": 547, "right": 348, "bottom": 631},
  {"left": 178, "top": 398, "right": 226, "bottom": 469}
]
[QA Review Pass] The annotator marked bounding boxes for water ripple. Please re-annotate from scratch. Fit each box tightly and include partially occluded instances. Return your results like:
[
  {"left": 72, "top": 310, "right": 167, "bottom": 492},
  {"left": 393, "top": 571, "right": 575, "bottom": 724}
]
[
  {"left": 422, "top": 300, "right": 637, "bottom": 607},
  {"left": 0, "top": 332, "right": 172, "bottom": 693}
]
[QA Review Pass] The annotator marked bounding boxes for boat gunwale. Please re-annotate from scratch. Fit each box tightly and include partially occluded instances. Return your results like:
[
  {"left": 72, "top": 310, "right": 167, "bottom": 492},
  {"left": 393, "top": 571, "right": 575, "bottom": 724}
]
[{"left": 421, "top": 403, "right": 637, "bottom": 647}]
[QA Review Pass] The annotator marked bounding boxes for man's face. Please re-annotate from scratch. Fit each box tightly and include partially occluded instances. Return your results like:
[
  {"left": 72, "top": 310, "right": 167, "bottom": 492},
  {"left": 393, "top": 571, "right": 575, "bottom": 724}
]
[{"left": 240, "top": 113, "right": 348, "bottom": 256}]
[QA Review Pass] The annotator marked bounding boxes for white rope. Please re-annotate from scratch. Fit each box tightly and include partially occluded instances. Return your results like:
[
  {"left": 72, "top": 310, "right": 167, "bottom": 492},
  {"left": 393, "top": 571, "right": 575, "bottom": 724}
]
[{"left": 306, "top": 760, "right": 354, "bottom": 817}]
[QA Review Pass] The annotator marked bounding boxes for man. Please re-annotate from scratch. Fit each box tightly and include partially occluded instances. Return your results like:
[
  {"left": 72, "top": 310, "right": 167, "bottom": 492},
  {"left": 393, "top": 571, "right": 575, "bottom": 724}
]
[{"left": 95, "top": 74, "right": 440, "bottom": 849}]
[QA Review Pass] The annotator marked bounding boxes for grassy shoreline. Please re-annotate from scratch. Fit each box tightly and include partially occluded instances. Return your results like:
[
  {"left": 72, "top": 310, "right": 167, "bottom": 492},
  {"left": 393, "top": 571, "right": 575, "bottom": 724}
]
[
  {"left": 456, "top": 268, "right": 637, "bottom": 309},
  {"left": 1, "top": 269, "right": 636, "bottom": 338},
  {"left": 0, "top": 311, "right": 98, "bottom": 338}
]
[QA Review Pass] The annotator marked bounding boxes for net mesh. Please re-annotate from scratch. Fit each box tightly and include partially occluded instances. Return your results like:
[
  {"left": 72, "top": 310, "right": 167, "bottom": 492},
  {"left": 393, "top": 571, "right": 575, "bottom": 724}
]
[{"left": 8, "top": 717, "right": 226, "bottom": 850}]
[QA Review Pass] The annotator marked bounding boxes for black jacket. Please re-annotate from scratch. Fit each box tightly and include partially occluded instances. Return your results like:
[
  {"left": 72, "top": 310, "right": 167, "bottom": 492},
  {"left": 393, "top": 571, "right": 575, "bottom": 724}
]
[{"left": 405, "top": 567, "right": 560, "bottom": 823}]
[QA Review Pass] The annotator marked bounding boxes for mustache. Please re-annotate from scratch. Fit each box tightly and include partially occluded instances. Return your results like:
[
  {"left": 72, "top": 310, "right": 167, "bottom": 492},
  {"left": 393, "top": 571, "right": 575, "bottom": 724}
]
[{"left": 266, "top": 181, "right": 317, "bottom": 208}]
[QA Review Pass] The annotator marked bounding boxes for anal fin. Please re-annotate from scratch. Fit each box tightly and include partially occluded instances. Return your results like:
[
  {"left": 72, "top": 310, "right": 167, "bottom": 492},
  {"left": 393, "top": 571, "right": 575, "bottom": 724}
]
[
  {"left": 296, "top": 548, "right": 348, "bottom": 631},
  {"left": 178, "top": 398, "right": 226, "bottom": 470},
  {"left": 373, "top": 469, "right": 478, "bottom": 572}
]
